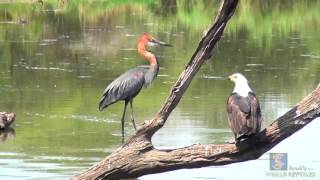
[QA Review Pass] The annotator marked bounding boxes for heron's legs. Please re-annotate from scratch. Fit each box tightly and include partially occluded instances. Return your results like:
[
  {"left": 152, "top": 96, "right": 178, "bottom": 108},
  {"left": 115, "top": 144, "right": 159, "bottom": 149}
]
[
  {"left": 129, "top": 99, "right": 137, "bottom": 131},
  {"left": 120, "top": 101, "right": 129, "bottom": 144}
]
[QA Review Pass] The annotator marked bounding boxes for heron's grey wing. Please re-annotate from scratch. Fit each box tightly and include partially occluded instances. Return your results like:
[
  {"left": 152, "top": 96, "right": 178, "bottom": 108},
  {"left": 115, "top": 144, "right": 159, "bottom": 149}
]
[
  {"left": 247, "top": 92, "right": 262, "bottom": 133},
  {"left": 227, "top": 93, "right": 250, "bottom": 134},
  {"left": 99, "top": 68, "right": 146, "bottom": 111}
]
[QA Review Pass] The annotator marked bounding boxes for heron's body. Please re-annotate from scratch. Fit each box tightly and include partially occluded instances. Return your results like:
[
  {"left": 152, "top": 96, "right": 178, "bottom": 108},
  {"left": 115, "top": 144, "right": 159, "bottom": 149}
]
[
  {"left": 99, "top": 65, "right": 158, "bottom": 111},
  {"left": 98, "top": 33, "right": 171, "bottom": 143},
  {"left": 227, "top": 73, "right": 262, "bottom": 143}
]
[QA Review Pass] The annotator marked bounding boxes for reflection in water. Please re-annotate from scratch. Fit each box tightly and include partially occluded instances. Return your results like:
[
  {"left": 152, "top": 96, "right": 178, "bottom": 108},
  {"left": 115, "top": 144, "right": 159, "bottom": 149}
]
[
  {"left": 0, "top": 0, "right": 319, "bottom": 179},
  {"left": 0, "top": 128, "right": 15, "bottom": 143}
]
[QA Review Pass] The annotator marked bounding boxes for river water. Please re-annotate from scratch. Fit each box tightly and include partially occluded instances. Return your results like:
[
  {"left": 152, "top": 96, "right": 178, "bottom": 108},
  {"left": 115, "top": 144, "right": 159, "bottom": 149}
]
[{"left": 0, "top": 1, "right": 319, "bottom": 179}]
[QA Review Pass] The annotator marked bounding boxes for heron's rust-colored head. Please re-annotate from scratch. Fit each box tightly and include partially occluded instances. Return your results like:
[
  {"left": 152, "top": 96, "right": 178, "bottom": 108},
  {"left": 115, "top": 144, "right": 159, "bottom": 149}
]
[
  {"left": 138, "top": 33, "right": 153, "bottom": 45},
  {"left": 137, "top": 33, "right": 172, "bottom": 66}
]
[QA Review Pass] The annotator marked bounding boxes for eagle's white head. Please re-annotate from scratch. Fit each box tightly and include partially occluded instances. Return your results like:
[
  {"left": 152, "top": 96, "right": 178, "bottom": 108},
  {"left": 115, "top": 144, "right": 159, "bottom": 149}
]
[{"left": 228, "top": 73, "right": 252, "bottom": 97}]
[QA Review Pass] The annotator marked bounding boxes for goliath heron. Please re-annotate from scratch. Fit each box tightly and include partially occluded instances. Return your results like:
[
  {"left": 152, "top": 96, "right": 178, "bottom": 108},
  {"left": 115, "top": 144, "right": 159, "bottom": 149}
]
[{"left": 99, "top": 33, "right": 171, "bottom": 143}]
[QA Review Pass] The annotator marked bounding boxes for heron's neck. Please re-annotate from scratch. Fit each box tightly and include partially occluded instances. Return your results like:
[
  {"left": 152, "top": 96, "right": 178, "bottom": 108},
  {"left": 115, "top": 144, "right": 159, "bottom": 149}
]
[
  {"left": 138, "top": 42, "right": 157, "bottom": 66},
  {"left": 144, "top": 65, "right": 159, "bottom": 87},
  {"left": 233, "top": 82, "right": 252, "bottom": 97}
]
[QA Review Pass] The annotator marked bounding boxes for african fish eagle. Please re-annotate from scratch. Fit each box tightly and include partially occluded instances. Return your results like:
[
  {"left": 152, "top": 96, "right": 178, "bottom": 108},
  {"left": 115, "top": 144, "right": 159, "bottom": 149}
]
[{"left": 227, "top": 73, "right": 262, "bottom": 143}]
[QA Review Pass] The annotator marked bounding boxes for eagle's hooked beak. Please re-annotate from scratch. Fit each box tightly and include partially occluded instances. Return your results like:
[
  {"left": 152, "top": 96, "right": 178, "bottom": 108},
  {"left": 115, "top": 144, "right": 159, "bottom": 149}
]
[{"left": 228, "top": 75, "right": 235, "bottom": 82}]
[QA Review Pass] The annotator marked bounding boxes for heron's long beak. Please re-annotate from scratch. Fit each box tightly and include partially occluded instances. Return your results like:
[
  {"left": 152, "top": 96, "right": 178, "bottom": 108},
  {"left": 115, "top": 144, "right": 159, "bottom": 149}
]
[{"left": 151, "top": 38, "right": 172, "bottom": 47}]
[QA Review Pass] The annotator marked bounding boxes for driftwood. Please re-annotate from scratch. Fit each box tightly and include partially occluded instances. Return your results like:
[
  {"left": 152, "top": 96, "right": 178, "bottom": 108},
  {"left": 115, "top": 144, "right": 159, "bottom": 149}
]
[
  {"left": 73, "top": 0, "right": 320, "bottom": 179},
  {"left": 0, "top": 112, "right": 16, "bottom": 143},
  {"left": 0, "top": 112, "right": 16, "bottom": 130}
]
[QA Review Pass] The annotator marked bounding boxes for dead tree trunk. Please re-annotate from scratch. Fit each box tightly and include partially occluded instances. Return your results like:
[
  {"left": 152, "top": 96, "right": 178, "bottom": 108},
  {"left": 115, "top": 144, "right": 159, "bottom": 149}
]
[{"left": 73, "top": 0, "right": 320, "bottom": 179}]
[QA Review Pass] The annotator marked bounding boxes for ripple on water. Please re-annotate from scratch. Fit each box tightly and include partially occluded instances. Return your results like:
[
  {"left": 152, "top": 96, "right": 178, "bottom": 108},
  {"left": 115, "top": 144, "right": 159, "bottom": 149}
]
[
  {"left": 22, "top": 66, "right": 74, "bottom": 72},
  {"left": 266, "top": 66, "right": 285, "bottom": 70},
  {"left": 24, "top": 112, "right": 116, "bottom": 123},
  {"left": 125, "top": 33, "right": 136, "bottom": 37},
  {"left": 120, "top": 48, "right": 136, "bottom": 51},
  {"left": 39, "top": 39, "right": 58, "bottom": 46},
  {"left": 158, "top": 74, "right": 169, "bottom": 77},
  {"left": 35, "top": 52, "right": 44, "bottom": 56},
  {"left": 246, "top": 63, "right": 264, "bottom": 67},
  {"left": 162, "top": 81, "right": 175, "bottom": 84},
  {"left": 300, "top": 54, "right": 320, "bottom": 59},
  {"left": 65, "top": 114, "right": 116, "bottom": 123},
  {"left": 202, "top": 75, "right": 225, "bottom": 80},
  {"left": 77, "top": 75, "right": 93, "bottom": 79}
]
